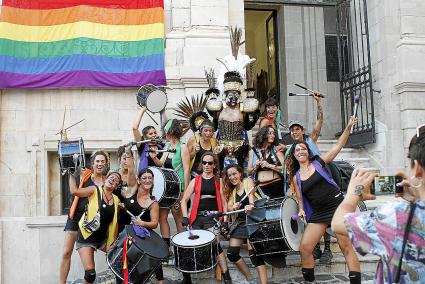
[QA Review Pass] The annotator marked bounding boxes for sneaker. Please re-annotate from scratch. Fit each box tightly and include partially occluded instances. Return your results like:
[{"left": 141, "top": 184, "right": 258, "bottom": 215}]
[
  {"left": 312, "top": 246, "right": 322, "bottom": 260},
  {"left": 319, "top": 249, "right": 333, "bottom": 264},
  {"left": 240, "top": 280, "right": 257, "bottom": 284}
]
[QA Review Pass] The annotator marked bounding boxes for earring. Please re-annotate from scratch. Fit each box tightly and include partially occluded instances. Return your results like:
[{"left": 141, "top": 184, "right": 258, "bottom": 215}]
[{"left": 410, "top": 176, "right": 423, "bottom": 188}]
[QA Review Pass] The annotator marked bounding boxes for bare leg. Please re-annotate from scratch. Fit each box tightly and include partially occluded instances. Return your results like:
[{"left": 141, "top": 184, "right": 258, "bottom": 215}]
[
  {"left": 300, "top": 223, "right": 327, "bottom": 268},
  {"left": 159, "top": 208, "right": 171, "bottom": 238},
  {"left": 247, "top": 242, "right": 268, "bottom": 284},
  {"left": 335, "top": 232, "right": 360, "bottom": 271},
  {"left": 77, "top": 247, "right": 95, "bottom": 284},
  {"left": 229, "top": 238, "right": 253, "bottom": 280},
  {"left": 171, "top": 204, "right": 185, "bottom": 233},
  {"left": 59, "top": 231, "right": 77, "bottom": 284}
]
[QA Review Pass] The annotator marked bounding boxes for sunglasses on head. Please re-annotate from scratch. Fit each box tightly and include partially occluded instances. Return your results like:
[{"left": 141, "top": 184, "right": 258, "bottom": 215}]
[
  {"left": 417, "top": 124, "right": 425, "bottom": 138},
  {"left": 202, "top": 160, "right": 214, "bottom": 165}
]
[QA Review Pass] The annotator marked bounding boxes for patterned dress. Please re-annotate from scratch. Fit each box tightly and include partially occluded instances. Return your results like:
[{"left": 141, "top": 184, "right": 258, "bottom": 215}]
[{"left": 344, "top": 200, "right": 425, "bottom": 284}]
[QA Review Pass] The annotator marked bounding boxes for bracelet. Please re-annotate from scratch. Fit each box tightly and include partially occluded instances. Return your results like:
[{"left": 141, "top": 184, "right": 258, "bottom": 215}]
[{"left": 249, "top": 203, "right": 254, "bottom": 206}]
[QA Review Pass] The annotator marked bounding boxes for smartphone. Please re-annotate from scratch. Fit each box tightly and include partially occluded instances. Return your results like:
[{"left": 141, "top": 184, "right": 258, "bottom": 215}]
[{"left": 370, "top": 176, "right": 403, "bottom": 195}]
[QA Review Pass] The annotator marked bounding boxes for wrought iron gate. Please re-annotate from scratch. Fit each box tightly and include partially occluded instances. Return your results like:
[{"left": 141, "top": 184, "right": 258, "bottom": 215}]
[{"left": 336, "top": 0, "right": 374, "bottom": 146}]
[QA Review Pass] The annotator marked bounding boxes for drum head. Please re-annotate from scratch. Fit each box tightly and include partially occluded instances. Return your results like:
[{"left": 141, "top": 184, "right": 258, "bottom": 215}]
[
  {"left": 128, "top": 226, "right": 169, "bottom": 259},
  {"left": 146, "top": 90, "right": 167, "bottom": 113},
  {"left": 149, "top": 167, "right": 165, "bottom": 202},
  {"left": 280, "top": 197, "right": 304, "bottom": 251},
  {"left": 172, "top": 230, "right": 215, "bottom": 247}
]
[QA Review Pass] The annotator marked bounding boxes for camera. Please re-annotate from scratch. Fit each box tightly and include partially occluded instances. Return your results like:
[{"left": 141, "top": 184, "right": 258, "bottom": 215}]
[{"left": 370, "top": 176, "right": 403, "bottom": 195}]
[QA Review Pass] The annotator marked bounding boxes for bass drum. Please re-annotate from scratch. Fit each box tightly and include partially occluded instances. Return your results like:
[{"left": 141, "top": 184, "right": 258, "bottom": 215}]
[
  {"left": 149, "top": 167, "right": 181, "bottom": 208},
  {"left": 246, "top": 197, "right": 305, "bottom": 267},
  {"left": 107, "top": 225, "right": 169, "bottom": 284},
  {"left": 136, "top": 84, "right": 167, "bottom": 113}
]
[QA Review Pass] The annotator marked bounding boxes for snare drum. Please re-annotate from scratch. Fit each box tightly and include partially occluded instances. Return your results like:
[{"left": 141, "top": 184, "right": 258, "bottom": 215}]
[
  {"left": 149, "top": 167, "right": 181, "bottom": 208},
  {"left": 58, "top": 138, "right": 85, "bottom": 174},
  {"left": 246, "top": 197, "right": 304, "bottom": 267},
  {"left": 137, "top": 84, "right": 167, "bottom": 113},
  {"left": 172, "top": 230, "right": 218, "bottom": 273},
  {"left": 107, "top": 225, "right": 169, "bottom": 284}
]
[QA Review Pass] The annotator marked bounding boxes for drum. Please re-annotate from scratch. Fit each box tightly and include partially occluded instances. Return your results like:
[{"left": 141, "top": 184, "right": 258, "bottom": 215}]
[
  {"left": 172, "top": 230, "right": 218, "bottom": 273},
  {"left": 137, "top": 84, "right": 167, "bottom": 113},
  {"left": 149, "top": 167, "right": 181, "bottom": 208},
  {"left": 107, "top": 225, "right": 169, "bottom": 284},
  {"left": 325, "top": 200, "right": 367, "bottom": 237},
  {"left": 246, "top": 197, "right": 304, "bottom": 267},
  {"left": 58, "top": 138, "right": 85, "bottom": 174}
]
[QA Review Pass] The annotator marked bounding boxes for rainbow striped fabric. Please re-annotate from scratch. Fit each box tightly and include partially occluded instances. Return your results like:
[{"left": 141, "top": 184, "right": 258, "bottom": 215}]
[{"left": 0, "top": 0, "right": 166, "bottom": 88}]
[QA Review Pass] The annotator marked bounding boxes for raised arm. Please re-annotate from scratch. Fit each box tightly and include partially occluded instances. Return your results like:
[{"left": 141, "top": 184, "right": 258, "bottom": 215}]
[
  {"left": 69, "top": 175, "right": 95, "bottom": 197},
  {"left": 132, "top": 107, "right": 146, "bottom": 143},
  {"left": 310, "top": 93, "right": 324, "bottom": 144},
  {"left": 125, "top": 145, "right": 137, "bottom": 188},
  {"left": 320, "top": 116, "right": 357, "bottom": 164}
]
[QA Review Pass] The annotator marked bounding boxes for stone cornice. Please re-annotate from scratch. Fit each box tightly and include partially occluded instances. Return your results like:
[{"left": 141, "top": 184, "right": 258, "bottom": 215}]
[{"left": 394, "top": 82, "right": 425, "bottom": 94}]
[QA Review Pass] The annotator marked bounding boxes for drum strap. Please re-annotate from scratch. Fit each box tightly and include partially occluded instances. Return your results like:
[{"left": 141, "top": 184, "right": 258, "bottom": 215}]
[
  {"left": 69, "top": 169, "right": 93, "bottom": 219},
  {"left": 122, "top": 236, "right": 130, "bottom": 284}
]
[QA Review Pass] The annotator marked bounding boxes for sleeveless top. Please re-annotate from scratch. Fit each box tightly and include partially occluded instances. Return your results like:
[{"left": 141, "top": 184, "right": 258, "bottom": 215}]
[
  {"left": 123, "top": 192, "right": 155, "bottom": 222},
  {"left": 165, "top": 142, "right": 185, "bottom": 191}
]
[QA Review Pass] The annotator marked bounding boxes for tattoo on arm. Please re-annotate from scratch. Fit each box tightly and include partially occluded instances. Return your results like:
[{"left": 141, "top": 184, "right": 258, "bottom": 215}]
[{"left": 317, "top": 104, "right": 323, "bottom": 121}]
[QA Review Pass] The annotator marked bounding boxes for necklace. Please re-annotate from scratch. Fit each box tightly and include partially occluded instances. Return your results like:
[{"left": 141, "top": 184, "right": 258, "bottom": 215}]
[{"left": 103, "top": 191, "right": 112, "bottom": 207}]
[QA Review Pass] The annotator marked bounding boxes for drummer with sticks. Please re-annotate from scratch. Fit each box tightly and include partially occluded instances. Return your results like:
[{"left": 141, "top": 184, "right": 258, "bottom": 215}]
[
  {"left": 222, "top": 164, "right": 268, "bottom": 284},
  {"left": 132, "top": 106, "right": 164, "bottom": 174},
  {"left": 286, "top": 117, "right": 361, "bottom": 284},
  {"left": 180, "top": 152, "right": 232, "bottom": 284},
  {"left": 114, "top": 145, "right": 165, "bottom": 284}
]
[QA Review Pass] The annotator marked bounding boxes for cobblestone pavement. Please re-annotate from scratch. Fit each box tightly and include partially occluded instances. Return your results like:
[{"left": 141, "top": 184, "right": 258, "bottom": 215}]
[{"left": 69, "top": 271, "right": 375, "bottom": 283}]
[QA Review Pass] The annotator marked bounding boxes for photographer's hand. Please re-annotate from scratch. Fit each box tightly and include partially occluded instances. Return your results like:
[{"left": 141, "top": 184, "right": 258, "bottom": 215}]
[
  {"left": 394, "top": 171, "right": 418, "bottom": 203},
  {"left": 346, "top": 168, "right": 377, "bottom": 201}
]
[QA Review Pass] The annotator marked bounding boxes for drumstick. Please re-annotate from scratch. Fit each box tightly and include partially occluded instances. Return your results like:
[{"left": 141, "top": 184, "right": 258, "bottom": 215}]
[
  {"left": 130, "top": 138, "right": 162, "bottom": 145},
  {"left": 239, "top": 186, "right": 257, "bottom": 204},
  {"left": 144, "top": 110, "right": 159, "bottom": 125}
]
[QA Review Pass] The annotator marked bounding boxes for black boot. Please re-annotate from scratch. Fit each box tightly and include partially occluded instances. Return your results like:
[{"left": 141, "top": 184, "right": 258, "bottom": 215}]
[
  {"left": 222, "top": 270, "right": 232, "bottom": 284},
  {"left": 180, "top": 272, "right": 192, "bottom": 284},
  {"left": 312, "top": 243, "right": 322, "bottom": 260}
]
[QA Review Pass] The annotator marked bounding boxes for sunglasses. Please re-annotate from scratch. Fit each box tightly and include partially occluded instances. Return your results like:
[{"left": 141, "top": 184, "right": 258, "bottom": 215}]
[
  {"left": 417, "top": 124, "right": 425, "bottom": 138},
  {"left": 202, "top": 161, "right": 214, "bottom": 165}
]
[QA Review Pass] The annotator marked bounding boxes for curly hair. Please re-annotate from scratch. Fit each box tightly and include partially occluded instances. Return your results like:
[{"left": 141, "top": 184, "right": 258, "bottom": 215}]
[
  {"left": 285, "top": 141, "right": 313, "bottom": 181},
  {"left": 253, "top": 125, "right": 279, "bottom": 148},
  {"left": 117, "top": 146, "right": 126, "bottom": 160},
  {"left": 222, "top": 164, "right": 244, "bottom": 201},
  {"left": 89, "top": 150, "right": 109, "bottom": 175}
]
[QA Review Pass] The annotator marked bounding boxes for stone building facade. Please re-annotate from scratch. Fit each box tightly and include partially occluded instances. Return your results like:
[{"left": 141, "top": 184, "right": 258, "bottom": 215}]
[{"left": 0, "top": 0, "right": 424, "bottom": 283}]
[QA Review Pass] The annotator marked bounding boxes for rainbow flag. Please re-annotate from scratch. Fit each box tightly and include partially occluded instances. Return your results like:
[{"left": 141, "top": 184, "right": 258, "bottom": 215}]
[{"left": 0, "top": 0, "right": 166, "bottom": 88}]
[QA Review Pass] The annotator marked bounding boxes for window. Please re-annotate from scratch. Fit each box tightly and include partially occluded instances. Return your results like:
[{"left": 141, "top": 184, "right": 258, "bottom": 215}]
[{"left": 324, "top": 6, "right": 348, "bottom": 82}]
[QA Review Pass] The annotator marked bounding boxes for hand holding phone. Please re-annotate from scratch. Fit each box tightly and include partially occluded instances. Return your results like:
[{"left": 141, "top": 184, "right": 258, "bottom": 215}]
[{"left": 370, "top": 176, "right": 403, "bottom": 195}]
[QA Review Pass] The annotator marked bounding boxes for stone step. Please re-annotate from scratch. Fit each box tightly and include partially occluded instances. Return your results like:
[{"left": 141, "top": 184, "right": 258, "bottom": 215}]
[{"left": 69, "top": 251, "right": 379, "bottom": 283}]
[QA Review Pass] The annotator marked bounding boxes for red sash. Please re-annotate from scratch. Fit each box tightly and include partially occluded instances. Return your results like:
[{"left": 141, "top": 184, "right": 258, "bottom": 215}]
[{"left": 189, "top": 175, "right": 222, "bottom": 225}]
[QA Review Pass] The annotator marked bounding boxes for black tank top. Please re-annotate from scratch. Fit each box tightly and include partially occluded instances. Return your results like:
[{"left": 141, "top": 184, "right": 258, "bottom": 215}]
[
  {"left": 301, "top": 171, "right": 341, "bottom": 209},
  {"left": 192, "top": 142, "right": 212, "bottom": 175},
  {"left": 78, "top": 197, "right": 115, "bottom": 243},
  {"left": 198, "top": 177, "right": 218, "bottom": 212},
  {"left": 235, "top": 191, "right": 249, "bottom": 222},
  {"left": 123, "top": 193, "right": 154, "bottom": 222}
]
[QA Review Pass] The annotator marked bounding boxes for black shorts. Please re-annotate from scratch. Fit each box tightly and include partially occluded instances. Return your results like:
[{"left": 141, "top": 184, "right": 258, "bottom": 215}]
[{"left": 64, "top": 213, "right": 83, "bottom": 231}]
